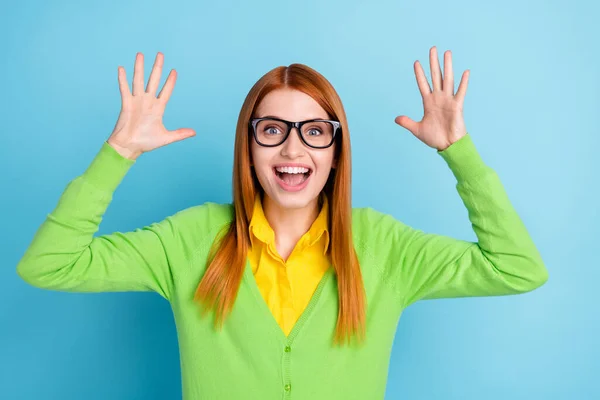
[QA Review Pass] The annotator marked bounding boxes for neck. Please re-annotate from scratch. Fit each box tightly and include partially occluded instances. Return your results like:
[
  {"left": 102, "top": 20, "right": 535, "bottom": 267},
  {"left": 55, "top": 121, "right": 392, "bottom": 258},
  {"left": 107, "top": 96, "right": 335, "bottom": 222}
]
[{"left": 262, "top": 194, "right": 321, "bottom": 244}]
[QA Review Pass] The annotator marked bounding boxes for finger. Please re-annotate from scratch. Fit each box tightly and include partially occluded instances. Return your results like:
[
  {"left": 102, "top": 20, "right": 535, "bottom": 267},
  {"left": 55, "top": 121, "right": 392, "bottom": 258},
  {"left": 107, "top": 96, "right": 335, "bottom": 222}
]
[
  {"left": 157, "top": 69, "right": 177, "bottom": 103},
  {"left": 414, "top": 61, "right": 431, "bottom": 98},
  {"left": 117, "top": 66, "right": 131, "bottom": 107},
  {"left": 394, "top": 115, "right": 420, "bottom": 136},
  {"left": 132, "top": 52, "right": 145, "bottom": 96},
  {"left": 429, "top": 46, "right": 443, "bottom": 92},
  {"left": 166, "top": 128, "right": 196, "bottom": 144},
  {"left": 455, "top": 70, "right": 470, "bottom": 105},
  {"left": 443, "top": 50, "right": 454, "bottom": 95},
  {"left": 146, "top": 52, "right": 164, "bottom": 96}
]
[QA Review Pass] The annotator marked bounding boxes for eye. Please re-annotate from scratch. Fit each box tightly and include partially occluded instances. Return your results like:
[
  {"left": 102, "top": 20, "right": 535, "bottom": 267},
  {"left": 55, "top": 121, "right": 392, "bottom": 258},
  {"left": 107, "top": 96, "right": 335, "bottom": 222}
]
[
  {"left": 306, "top": 128, "right": 323, "bottom": 136},
  {"left": 265, "top": 126, "right": 283, "bottom": 135}
]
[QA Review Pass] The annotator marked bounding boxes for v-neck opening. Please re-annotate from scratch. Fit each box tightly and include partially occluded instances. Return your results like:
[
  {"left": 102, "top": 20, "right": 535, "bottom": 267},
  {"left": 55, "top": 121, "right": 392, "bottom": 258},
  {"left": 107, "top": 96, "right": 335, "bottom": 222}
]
[{"left": 242, "top": 258, "right": 334, "bottom": 344}]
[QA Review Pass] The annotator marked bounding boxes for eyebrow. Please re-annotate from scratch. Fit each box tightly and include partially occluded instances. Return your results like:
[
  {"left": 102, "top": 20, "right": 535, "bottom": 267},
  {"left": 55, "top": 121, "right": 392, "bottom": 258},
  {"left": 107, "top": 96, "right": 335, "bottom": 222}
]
[{"left": 258, "top": 114, "right": 328, "bottom": 121}]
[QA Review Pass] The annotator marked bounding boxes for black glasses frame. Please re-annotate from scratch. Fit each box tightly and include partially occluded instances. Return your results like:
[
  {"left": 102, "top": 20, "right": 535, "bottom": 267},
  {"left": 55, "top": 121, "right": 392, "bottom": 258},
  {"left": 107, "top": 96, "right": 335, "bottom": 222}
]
[{"left": 249, "top": 117, "right": 341, "bottom": 149}]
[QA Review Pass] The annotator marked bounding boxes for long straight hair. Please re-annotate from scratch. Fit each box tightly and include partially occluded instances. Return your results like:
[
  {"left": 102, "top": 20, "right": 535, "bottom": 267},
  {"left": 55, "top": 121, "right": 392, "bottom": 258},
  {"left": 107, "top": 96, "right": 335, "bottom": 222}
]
[{"left": 194, "top": 63, "right": 366, "bottom": 346}]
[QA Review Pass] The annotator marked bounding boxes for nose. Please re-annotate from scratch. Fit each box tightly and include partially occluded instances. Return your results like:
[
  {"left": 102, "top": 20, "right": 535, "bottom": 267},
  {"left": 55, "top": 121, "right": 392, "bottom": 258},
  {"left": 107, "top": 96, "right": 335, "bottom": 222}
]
[{"left": 280, "top": 127, "right": 306, "bottom": 158}]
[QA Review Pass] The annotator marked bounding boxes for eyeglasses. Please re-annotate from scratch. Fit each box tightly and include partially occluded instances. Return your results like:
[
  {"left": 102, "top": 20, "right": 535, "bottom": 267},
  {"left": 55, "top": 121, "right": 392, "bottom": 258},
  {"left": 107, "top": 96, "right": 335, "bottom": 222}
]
[{"left": 249, "top": 117, "right": 341, "bottom": 149}]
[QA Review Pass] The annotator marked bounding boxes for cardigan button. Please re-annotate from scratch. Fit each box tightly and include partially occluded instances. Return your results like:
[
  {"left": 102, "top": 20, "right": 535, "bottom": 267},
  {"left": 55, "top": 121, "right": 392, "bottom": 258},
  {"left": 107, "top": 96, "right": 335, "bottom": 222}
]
[
  {"left": 284, "top": 345, "right": 291, "bottom": 352},
  {"left": 284, "top": 384, "right": 291, "bottom": 391}
]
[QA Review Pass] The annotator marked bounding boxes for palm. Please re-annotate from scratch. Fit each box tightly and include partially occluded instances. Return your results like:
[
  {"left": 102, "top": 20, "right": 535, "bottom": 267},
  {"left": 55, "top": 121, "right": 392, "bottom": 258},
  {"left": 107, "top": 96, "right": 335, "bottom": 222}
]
[
  {"left": 395, "top": 46, "right": 469, "bottom": 151},
  {"left": 112, "top": 92, "right": 172, "bottom": 151}
]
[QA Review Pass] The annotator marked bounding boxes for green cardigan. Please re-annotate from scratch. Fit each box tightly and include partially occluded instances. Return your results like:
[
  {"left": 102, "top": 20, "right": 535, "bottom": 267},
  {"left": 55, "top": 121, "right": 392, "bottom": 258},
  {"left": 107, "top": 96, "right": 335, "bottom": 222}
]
[{"left": 16, "top": 133, "right": 548, "bottom": 399}]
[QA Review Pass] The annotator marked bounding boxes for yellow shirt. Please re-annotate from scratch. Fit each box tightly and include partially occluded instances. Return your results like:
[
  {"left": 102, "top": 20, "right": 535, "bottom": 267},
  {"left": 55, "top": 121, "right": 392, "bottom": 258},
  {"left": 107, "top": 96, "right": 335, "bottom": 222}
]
[{"left": 248, "top": 193, "right": 331, "bottom": 336}]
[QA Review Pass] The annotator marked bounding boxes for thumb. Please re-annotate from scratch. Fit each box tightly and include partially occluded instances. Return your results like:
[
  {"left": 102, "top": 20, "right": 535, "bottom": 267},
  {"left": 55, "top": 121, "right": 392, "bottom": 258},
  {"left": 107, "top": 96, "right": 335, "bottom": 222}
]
[
  {"left": 394, "top": 116, "right": 419, "bottom": 135},
  {"left": 167, "top": 128, "right": 196, "bottom": 144}
]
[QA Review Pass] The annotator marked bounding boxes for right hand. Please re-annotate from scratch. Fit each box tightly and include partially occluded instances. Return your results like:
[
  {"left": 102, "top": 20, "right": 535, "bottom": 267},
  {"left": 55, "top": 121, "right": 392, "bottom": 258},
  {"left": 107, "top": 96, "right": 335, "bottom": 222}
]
[{"left": 107, "top": 52, "right": 196, "bottom": 160}]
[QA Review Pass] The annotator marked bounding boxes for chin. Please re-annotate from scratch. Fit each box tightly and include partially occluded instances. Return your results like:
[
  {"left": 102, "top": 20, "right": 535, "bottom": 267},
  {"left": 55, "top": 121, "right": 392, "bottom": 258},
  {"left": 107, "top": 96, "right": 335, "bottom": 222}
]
[
  {"left": 265, "top": 179, "right": 327, "bottom": 211},
  {"left": 268, "top": 189, "right": 319, "bottom": 210}
]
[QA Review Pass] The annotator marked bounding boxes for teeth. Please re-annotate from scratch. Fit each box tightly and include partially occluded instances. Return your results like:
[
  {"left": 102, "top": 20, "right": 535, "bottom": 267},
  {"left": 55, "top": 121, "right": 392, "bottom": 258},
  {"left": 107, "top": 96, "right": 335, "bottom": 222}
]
[{"left": 275, "top": 166, "right": 310, "bottom": 174}]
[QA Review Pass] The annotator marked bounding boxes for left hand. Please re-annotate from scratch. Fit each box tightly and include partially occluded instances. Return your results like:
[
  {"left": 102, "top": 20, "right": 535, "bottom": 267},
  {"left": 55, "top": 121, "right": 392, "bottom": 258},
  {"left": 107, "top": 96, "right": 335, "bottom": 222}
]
[{"left": 395, "top": 46, "right": 470, "bottom": 152}]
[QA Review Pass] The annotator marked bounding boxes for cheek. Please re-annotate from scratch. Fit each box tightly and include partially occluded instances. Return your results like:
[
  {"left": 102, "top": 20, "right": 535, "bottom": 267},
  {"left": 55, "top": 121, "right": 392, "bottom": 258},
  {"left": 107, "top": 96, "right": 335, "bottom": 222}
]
[
  {"left": 250, "top": 145, "right": 274, "bottom": 183},
  {"left": 315, "top": 150, "right": 336, "bottom": 172},
  {"left": 308, "top": 155, "right": 335, "bottom": 188},
  {"left": 250, "top": 142, "right": 263, "bottom": 169}
]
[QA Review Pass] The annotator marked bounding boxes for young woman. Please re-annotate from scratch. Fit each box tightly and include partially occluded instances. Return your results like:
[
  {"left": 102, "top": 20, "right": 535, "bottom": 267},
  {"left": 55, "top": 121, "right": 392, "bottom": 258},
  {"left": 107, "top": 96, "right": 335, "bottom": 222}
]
[{"left": 17, "top": 47, "right": 549, "bottom": 399}]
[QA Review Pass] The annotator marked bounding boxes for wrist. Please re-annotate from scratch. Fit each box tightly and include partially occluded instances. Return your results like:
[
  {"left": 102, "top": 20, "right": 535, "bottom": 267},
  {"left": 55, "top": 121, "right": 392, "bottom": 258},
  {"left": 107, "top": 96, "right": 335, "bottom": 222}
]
[{"left": 106, "top": 139, "right": 142, "bottom": 160}]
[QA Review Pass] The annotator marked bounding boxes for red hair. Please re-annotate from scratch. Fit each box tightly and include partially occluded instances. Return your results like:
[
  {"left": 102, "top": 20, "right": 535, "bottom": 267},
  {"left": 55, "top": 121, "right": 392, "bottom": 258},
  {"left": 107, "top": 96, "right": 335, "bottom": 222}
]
[{"left": 194, "top": 63, "right": 366, "bottom": 346}]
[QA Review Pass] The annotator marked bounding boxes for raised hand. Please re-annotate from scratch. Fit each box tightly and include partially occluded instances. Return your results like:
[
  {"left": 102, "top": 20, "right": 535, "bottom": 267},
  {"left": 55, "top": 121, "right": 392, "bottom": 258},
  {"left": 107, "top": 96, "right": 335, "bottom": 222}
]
[
  {"left": 395, "top": 46, "right": 470, "bottom": 152},
  {"left": 107, "top": 52, "right": 196, "bottom": 160}
]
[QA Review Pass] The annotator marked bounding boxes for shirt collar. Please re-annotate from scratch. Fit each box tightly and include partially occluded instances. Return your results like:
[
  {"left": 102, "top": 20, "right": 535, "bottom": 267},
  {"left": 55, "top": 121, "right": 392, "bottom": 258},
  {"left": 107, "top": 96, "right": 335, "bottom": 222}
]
[{"left": 249, "top": 193, "right": 330, "bottom": 254}]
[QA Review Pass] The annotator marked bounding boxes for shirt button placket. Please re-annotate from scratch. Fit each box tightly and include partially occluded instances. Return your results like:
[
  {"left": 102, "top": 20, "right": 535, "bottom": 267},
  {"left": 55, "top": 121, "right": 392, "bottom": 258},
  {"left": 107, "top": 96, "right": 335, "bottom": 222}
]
[{"left": 283, "top": 343, "right": 292, "bottom": 396}]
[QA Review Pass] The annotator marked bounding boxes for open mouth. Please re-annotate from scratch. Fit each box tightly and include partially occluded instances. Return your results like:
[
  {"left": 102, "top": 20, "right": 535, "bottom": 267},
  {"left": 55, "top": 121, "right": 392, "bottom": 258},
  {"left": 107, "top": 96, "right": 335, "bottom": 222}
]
[{"left": 273, "top": 166, "right": 313, "bottom": 188}]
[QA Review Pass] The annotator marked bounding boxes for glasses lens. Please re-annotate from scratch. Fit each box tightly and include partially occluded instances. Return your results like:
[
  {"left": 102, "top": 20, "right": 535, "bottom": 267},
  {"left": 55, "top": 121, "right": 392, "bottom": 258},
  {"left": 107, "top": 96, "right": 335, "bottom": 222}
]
[
  {"left": 301, "top": 121, "right": 334, "bottom": 148},
  {"left": 255, "top": 119, "right": 288, "bottom": 145}
]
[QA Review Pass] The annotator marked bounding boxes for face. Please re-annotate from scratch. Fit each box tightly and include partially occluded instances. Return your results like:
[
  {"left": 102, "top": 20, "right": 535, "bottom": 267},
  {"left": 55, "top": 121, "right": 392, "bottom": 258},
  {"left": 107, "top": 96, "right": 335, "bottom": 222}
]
[{"left": 250, "top": 88, "right": 337, "bottom": 211}]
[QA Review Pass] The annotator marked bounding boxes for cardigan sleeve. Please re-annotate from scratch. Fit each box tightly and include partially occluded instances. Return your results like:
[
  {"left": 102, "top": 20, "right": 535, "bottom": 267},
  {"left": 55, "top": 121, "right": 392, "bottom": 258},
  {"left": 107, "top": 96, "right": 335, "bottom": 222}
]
[
  {"left": 368, "top": 133, "right": 549, "bottom": 309},
  {"left": 16, "top": 141, "right": 184, "bottom": 301}
]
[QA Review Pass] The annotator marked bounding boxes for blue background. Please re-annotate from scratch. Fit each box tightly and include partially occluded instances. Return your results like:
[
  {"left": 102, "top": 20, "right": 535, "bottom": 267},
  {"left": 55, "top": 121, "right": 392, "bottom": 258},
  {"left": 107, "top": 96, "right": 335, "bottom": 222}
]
[{"left": 2, "top": 0, "right": 597, "bottom": 398}]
